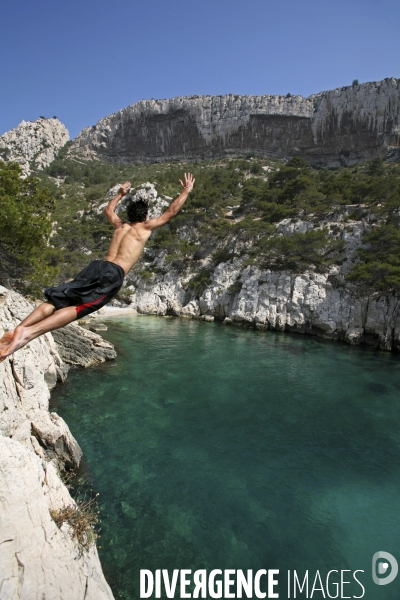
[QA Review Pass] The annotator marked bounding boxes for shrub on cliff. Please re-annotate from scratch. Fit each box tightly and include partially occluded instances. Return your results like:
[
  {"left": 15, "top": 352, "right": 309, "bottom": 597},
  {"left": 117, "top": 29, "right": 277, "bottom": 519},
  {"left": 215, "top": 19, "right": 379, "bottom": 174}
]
[
  {"left": 347, "top": 224, "right": 400, "bottom": 290},
  {"left": 51, "top": 495, "right": 100, "bottom": 555},
  {"left": 260, "top": 229, "right": 344, "bottom": 272},
  {"left": 0, "top": 160, "right": 59, "bottom": 292},
  {"left": 250, "top": 162, "right": 263, "bottom": 175},
  {"left": 188, "top": 268, "right": 212, "bottom": 296}
]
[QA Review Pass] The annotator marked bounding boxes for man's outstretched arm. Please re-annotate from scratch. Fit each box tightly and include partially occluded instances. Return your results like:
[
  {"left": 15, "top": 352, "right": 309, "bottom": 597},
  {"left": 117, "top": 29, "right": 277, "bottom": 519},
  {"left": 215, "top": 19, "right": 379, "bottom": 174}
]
[
  {"left": 105, "top": 181, "right": 131, "bottom": 227},
  {"left": 144, "top": 173, "right": 195, "bottom": 231}
]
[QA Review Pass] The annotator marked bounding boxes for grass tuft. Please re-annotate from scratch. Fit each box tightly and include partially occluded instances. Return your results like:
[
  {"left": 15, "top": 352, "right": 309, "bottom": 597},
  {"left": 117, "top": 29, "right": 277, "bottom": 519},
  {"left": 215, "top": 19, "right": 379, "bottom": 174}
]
[{"left": 50, "top": 492, "right": 101, "bottom": 555}]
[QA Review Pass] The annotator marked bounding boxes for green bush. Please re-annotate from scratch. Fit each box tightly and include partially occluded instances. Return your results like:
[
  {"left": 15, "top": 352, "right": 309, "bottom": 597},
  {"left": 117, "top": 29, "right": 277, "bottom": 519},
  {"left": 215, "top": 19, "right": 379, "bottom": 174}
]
[
  {"left": 0, "top": 161, "right": 59, "bottom": 292},
  {"left": 260, "top": 229, "right": 344, "bottom": 272},
  {"left": 250, "top": 162, "right": 263, "bottom": 175},
  {"left": 227, "top": 279, "right": 243, "bottom": 295},
  {"left": 234, "top": 215, "right": 274, "bottom": 236},
  {"left": 188, "top": 268, "right": 212, "bottom": 296},
  {"left": 212, "top": 247, "right": 233, "bottom": 265},
  {"left": 347, "top": 224, "right": 400, "bottom": 290}
]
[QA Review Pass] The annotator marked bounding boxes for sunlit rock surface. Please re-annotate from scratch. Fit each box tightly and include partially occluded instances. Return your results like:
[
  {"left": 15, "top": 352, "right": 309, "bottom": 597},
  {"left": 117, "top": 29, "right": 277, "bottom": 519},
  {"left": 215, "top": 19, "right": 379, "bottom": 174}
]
[
  {"left": 0, "top": 117, "right": 69, "bottom": 176},
  {"left": 0, "top": 288, "right": 115, "bottom": 599},
  {"left": 70, "top": 78, "right": 400, "bottom": 167}
]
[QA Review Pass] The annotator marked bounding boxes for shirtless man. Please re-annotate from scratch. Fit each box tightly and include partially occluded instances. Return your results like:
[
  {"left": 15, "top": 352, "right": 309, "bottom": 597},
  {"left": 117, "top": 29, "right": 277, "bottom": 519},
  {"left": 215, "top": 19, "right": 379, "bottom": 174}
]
[{"left": 0, "top": 172, "right": 195, "bottom": 361}]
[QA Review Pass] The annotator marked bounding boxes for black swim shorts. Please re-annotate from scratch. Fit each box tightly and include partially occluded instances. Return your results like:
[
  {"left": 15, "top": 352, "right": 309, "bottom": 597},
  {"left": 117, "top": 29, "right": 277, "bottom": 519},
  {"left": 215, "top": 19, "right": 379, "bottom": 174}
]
[{"left": 44, "top": 260, "right": 125, "bottom": 319}]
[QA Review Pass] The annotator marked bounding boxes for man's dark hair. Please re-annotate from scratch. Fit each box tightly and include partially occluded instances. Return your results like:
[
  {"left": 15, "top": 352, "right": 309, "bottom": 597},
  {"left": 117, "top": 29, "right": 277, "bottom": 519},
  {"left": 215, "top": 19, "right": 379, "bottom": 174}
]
[{"left": 126, "top": 199, "right": 149, "bottom": 223}]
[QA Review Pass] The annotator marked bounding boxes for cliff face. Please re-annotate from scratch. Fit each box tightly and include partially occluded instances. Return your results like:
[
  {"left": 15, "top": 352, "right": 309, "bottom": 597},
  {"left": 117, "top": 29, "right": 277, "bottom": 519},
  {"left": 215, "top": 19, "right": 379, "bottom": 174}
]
[
  {"left": 0, "top": 287, "right": 115, "bottom": 600},
  {"left": 0, "top": 117, "right": 69, "bottom": 176},
  {"left": 128, "top": 262, "right": 400, "bottom": 352},
  {"left": 70, "top": 78, "right": 400, "bottom": 167}
]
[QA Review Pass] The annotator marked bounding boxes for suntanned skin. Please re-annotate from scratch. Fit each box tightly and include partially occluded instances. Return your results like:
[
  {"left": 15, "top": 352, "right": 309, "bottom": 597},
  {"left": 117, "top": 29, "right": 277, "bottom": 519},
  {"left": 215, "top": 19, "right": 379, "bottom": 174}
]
[{"left": 0, "top": 173, "right": 195, "bottom": 362}]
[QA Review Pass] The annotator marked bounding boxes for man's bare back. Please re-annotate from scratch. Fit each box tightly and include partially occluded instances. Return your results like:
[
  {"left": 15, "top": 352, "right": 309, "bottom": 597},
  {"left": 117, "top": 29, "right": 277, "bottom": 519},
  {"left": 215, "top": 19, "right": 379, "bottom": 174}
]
[
  {"left": 0, "top": 173, "right": 195, "bottom": 361},
  {"left": 105, "top": 222, "right": 151, "bottom": 275}
]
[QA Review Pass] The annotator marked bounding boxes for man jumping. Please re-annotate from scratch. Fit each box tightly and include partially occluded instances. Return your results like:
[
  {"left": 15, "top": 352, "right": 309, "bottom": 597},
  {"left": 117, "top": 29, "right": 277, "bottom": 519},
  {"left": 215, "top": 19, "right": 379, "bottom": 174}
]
[{"left": 0, "top": 172, "right": 195, "bottom": 361}]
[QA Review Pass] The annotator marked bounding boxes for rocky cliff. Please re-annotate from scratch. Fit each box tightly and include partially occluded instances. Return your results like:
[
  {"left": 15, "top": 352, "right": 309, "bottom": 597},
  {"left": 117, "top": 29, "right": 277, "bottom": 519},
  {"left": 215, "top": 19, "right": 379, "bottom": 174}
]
[
  {"left": 0, "top": 117, "right": 69, "bottom": 176},
  {"left": 0, "top": 287, "right": 115, "bottom": 599},
  {"left": 128, "top": 262, "right": 400, "bottom": 351},
  {"left": 105, "top": 183, "right": 400, "bottom": 352},
  {"left": 70, "top": 78, "right": 400, "bottom": 167}
]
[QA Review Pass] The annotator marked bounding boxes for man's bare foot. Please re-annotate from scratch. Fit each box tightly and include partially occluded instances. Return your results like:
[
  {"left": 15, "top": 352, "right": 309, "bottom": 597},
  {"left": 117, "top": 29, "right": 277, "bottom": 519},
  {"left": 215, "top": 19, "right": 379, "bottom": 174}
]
[
  {"left": 0, "top": 329, "right": 15, "bottom": 352},
  {"left": 0, "top": 326, "right": 30, "bottom": 363}
]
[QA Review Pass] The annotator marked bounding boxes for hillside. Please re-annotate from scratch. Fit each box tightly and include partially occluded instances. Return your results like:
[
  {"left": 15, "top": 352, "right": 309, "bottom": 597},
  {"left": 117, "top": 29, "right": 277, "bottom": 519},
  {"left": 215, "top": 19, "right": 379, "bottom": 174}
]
[{"left": 27, "top": 149, "right": 400, "bottom": 351}]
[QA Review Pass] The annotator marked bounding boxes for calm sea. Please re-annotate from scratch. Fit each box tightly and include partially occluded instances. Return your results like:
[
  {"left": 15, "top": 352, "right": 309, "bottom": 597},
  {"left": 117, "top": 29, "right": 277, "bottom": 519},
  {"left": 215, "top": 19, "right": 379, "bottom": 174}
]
[{"left": 51, "top": 315, "right": 400, "bottom": 600}]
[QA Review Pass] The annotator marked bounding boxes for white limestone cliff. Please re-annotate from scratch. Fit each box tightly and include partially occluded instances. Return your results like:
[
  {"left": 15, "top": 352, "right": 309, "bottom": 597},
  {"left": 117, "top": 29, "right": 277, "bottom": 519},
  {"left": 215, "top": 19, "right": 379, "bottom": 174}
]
[
  {"left": 0, "top": 287, "right": 115, "bottom": 599},
  {"left": 0, "top": 117, "right": 69, "bottom": 176},
  {"left": 128, "top": 262, "right": 400, "bottom": 351},
  {"left": 69, "top": 78, "right": 400, "bottom": 167}
]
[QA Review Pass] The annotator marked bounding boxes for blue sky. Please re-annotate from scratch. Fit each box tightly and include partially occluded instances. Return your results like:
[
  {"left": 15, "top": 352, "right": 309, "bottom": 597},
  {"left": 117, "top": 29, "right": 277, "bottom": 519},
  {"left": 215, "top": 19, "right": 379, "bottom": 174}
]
[{"left": 1, "top": 0, "right": 399, "bottom": 138}]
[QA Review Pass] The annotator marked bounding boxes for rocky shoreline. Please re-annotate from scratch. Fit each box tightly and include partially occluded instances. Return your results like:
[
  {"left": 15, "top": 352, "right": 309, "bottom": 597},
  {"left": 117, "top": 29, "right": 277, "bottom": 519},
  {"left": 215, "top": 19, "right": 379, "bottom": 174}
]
[
  {"left": 107, "top": 186, "right": 400, "bottom": 354},
  {"left": 127, "top": 262, "right": 400, "bottom": 353},
  {"left": 0, "top": 287, "right": 115, "bottom": 599}
]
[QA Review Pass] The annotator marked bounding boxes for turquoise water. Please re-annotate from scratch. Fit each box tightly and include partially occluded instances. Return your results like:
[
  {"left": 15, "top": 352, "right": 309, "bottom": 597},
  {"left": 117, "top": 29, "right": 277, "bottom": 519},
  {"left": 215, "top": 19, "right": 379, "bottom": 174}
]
[{"left": 52, "top": 315, "right": 400, "bottom": 600}]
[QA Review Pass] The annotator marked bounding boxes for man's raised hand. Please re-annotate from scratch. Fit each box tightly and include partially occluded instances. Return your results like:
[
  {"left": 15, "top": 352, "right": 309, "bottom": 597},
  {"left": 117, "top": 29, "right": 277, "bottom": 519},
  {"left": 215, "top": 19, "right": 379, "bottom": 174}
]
[
  {"left": 179, "top": 173, "right": 195, "bottom": 193},
  {"left": 119, "top": 181, "right": 131, "bottom": 196}
]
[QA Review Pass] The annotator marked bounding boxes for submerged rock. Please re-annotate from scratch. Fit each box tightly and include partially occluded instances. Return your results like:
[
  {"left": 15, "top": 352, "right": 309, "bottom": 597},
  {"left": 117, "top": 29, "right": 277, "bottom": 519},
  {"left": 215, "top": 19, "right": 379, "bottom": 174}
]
[{"left": 89, "top": 323, "right": 108, "bottom": 332}]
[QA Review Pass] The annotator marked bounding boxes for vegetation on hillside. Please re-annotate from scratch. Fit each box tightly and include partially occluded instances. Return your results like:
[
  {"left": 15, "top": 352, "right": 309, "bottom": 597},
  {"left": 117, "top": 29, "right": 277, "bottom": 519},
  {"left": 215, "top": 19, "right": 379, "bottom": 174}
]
[
  {"left": 0, "top": 161, "right": 59, "bottom": 293},
  {"left": 347, "top": 225, "right": 400, "bottom": 290},
  {"left": 2, "top": 148, "right": 399, "bottom": 297}
]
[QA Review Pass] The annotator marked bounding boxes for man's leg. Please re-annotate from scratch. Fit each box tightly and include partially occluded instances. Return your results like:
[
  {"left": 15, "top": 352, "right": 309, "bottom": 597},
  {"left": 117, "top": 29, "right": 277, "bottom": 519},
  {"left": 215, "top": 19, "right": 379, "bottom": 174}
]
[
  {"left": 20, "top": 302, "right": 56, "bottom": 327},
  {"left": 0, "top": 302, "right": 56, "bottom": 351},
  {"left": 0, "top": 306, "right": 78, "bottom": 362}
]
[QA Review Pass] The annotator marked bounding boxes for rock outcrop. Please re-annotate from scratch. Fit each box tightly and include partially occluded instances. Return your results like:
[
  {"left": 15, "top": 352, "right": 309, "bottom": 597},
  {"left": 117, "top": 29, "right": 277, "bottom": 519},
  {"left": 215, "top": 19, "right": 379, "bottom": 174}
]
[
  {"left": 52, "top": 324, "right": 116, "bottom": 367},
  {"left": 0, "top": 436, "right": 113, "bottom": 600},
  {"left": 0, "top": 117, "right": 69, "bottom": 176},
  {"left": 97, "top": 181, "right": 169, "bottom": 219},
  {"left": 70, "top": 78, "right": 400, "bottom": 167},
  {"left": 129, "top": 264, "right": 400, "bottom": 351},
  {"left": 0, "top": 287, "right": 115, "bottom": 599},
  {"left": 126, "top": 206, "right": 400, "bottom": 352}
]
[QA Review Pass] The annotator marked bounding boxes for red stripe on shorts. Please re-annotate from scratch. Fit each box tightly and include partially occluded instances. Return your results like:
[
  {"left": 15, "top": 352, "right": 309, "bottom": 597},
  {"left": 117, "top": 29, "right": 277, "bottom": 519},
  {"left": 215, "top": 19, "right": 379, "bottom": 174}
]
[{"left": 75, "top": 295, "right": 107, "bottom": 316}]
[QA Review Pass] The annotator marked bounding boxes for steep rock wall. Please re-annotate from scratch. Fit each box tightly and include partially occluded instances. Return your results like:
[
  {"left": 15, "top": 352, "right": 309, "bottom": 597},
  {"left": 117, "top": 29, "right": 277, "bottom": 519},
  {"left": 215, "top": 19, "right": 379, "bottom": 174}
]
[
  {"left": 70, "top": 78, "right": 400, "bottom": 167},
  {"left": 127, "top": 265, "right": 400, "bottom": 351},
  {"left": 0, "top": 287, "right": 115, "bottom": 599}
]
